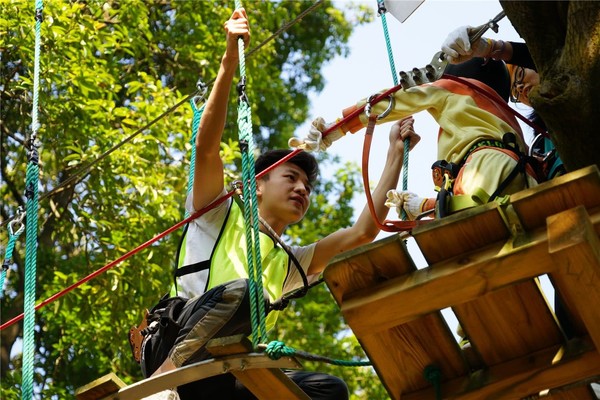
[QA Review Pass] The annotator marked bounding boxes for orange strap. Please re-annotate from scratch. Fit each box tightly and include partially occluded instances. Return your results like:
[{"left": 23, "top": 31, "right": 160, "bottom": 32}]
[{"left": 361, "top": 114, "right": 426, "bottom": 232}]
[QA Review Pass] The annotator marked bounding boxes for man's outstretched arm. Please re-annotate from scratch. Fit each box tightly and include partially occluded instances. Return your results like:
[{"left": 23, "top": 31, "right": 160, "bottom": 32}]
[
  {"left": 308, "top": 118, "right": 420, "bottom": 275},
  {"left": 192, "top": 8, "right": 250, "bottom": 211}
]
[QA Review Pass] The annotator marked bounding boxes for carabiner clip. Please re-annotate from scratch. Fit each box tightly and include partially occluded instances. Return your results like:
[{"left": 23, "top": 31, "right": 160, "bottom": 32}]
[
  {"left": 231, "top": 180, "right": 244, "bottom": 196},
  {"left": 8, "top": 207, "right": 26, "bottom": 236},
  {"left": 365, "top": 94, "right": 395, "bottom": 120}
]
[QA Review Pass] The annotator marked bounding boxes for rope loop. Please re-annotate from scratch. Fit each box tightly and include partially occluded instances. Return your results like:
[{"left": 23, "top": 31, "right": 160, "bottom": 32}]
[
  {"left": 8, "top": 207, "right": 26, "bottom": 236},
  {"left": 265, "top": 340, "right": 295, "bottom": 359}
]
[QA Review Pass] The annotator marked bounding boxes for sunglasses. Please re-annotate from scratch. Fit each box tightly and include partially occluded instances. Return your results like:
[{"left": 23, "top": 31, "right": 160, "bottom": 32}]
[{"left": 509, "top": 66, "right": 525, "bottom": 103}]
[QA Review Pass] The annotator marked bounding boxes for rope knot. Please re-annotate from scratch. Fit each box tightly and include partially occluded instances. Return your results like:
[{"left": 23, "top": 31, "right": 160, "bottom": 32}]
[{"left": 265, "top": 340, "right": 295, "bottom": 360}]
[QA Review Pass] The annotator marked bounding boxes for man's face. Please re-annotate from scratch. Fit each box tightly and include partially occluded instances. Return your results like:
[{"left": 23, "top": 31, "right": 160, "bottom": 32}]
[
  {"left": 510, "top": 66, "right": 540, "bottom": 107},
  {"left": 257, "top": 163, "right": 311, "bottom": 226}
]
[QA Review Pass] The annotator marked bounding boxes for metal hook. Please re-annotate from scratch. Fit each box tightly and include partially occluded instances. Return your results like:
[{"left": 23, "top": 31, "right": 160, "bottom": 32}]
[
  {"left": 8, "top": 208, "right": 26, "bottom": 236},
  {"left": 365, "top": 94, "right": 395, "bottom": 120}
]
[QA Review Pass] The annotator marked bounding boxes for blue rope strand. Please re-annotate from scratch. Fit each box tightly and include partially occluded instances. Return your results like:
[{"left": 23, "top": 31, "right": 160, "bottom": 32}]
[
  {"left": 1, "top": 218, "right": 26, "bottom": 299},
  {"left": 234, "top": 0, "right": 268, "bottom": 348},
  {"left": 378, "top": 1, "right": 410, "bottom": 219},
  {"left": 22, "top": 1, "right": 43, "bottom": 398},
  {"left": 185, "top": 100, "right": 204, "bottom": 218}
]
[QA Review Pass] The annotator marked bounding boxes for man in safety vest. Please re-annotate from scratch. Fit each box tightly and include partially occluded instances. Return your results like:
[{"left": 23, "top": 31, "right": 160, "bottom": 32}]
[{"left": 140, "top": 8, "right": 419, "bottom": 400}]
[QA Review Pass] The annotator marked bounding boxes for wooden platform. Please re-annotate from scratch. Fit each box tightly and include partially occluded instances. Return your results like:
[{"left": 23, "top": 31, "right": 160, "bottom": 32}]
[
  {"left": 324, "top": 166, "right": 600, "bottom": 399},
  {"left": 78, "top": 335, "right": 308, "bottom": 400}
]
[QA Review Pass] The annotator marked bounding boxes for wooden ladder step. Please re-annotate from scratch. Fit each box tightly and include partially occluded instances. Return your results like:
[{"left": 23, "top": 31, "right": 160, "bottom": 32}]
[
  {"left": 75, "top": 372, "right": 126, "bottom": 400},
  {"left": 114, "top": 334, "right": 307, "bottom": 400},
  {"left": 206, "top": 334, "right": 310, "bottom": 400}
]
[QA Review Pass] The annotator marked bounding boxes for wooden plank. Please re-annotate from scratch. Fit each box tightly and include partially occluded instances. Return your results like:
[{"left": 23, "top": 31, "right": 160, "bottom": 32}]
[
  {"left": 357, "top": 318, "right": 466, "bottom": 398},
  {"left": 546, "top": 384, "right": 599, "bottom": 400},
  {"left": 75, "top": 373, "right": 126, "bottom": 400},
  {"left": 548, "top": 206, "right": 600, "bottom": 350},
  {"left": 411, "top": 177, "right": 600, "bottom": 367},
  {"left": 206, "top": 335, "right": 310, "bottom": 400},
  {"left": 403, "top": 338, "right": 600, "bottom": 400},
  {"left": 116, "top": 353, "right": 304, "bottom": 400},
  {"left": 324, "top": 168, "right": 600, "bottom": 399},
  {"left": 324, "top": 235, "right": 466, "bottom": 400},
  {"left": 204, "top": 333, "right": 253, "bottom": 356},
  {"left": 511, "top": 165, "right": 600, "bottom": 230},
  {"left": 325, "top": 234, "right": 415, "bottom": 305},
  {"left": 342, "top": 228, "right": 554, "bottom": 336},
  {"left": 412, "top": 202, "right": 510, "bottom": 264},
  {"left": 454, "top": 279, "right": 562, "bottom": 366}
]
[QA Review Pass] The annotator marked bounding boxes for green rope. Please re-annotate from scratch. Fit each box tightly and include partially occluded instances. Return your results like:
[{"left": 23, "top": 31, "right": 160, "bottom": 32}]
[
  {"left": 22, "top": 2, "right": 43, "bottom": 398},
  {"left": 1, "top": 212, "right": 26, "bottom": 298},
  {"left": 264, "top": 341, "right": 371, "bottom": 367},
  {"left": 377, "top": 0, "right": 410, "bottom": 220},
  {"left": 424, "top": 364, "right": 442, "bottom": 400},
  {"left": 234, "top": 0, "right": 268, "bottom": 349},
  {"left": 185, "top": 98, "right": 205, "bottom": 217}
]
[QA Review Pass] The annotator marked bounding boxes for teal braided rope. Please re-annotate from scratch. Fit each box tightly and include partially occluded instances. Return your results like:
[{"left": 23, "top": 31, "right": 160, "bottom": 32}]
[
  {"left": 1, "top": 221, "right": 26, "bottom": 298},
  {"left": 239, "top": 101, "right": 267, "bottom": 348},
  {"left": 234, "top": 0, "right": 268, "bottom": 347},
  {"left": 22, "top": 161, "right": 39, "bottom": 400},
  {"left": 378, "top": 1, "right": 410, "bottom": 219},
  {"left": 185, "top": 100, "right": 205, "bottom": 218},
  {"left": 0, "top": 270, "right": 6, "bottom": 299},
  {"left": 424, "top": 364, "right": 442, "bottom": 400},
  {"left": 264, "top": 341, "right": 372, "bottom": 367},
  {"left": 22, "top": 2, "right": 43, "bottom": 398}
]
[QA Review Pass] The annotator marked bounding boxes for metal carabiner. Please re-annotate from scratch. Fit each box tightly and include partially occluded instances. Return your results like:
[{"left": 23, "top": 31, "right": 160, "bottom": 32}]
[
  {"left": 8, "top": 207, "right": 26, "bottom": 236},
  {"left": 364, "top": 94, "right": 395, "bottom": 120}
]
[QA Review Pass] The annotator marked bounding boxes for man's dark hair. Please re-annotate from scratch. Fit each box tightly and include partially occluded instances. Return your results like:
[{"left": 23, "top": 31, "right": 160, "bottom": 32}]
[
  {"left": 445, "top": 57, "right": 510, "bottom": 102},
  {"left": 255, "top": 149, "right": 319, "bottom": 187}
]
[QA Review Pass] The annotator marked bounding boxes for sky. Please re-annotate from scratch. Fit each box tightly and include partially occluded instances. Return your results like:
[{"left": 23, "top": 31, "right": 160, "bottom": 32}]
[{"left": 293, "top": 0, "right": 551, "bottom": 340}]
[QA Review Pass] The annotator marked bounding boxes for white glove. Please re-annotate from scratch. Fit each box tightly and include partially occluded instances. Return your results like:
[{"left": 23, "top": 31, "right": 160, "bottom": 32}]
[
  {"left": 288, "top": 117, "right": 345, "bottom": 152},
  {"left": 385, "top": 190, "right": 426, "bottom": 220},
  {"left": 441, "top": 25, "right": 492, "bottom": 64}
]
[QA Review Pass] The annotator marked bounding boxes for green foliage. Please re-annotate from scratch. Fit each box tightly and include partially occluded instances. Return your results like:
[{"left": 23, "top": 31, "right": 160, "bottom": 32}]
[{"left": 0, "top": 0, "right": 378, "bottom": 398}]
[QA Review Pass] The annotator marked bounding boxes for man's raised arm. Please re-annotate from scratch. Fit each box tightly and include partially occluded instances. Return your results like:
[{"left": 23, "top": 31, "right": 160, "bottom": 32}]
[{"left": 192, "top": 8, "right": 250, "bottom": 211}]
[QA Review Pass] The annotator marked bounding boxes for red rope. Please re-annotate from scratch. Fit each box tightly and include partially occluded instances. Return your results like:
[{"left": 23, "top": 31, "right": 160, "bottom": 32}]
[
  {"left": 324, "top": 75, "right": 546, "bottom": 139},
  {"left": 0, "top": 150, "right": 303, "bottom": 331}
]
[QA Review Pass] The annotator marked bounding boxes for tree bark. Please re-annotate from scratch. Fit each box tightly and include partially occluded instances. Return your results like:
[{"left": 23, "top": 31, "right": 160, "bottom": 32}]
[{"left": 500, "top": 0, "right": 600, "bottom": 172}]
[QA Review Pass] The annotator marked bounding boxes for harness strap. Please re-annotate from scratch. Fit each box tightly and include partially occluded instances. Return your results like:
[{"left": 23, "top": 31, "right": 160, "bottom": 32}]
[
  {"left": 362, "top": 114, "right": 422, "bottom": 232},
  {"left": 174, "top": 260, "right": 210, "bottom": 278},
  {"left": 460, "top": 139, "right": 505, "bottom": 168}
]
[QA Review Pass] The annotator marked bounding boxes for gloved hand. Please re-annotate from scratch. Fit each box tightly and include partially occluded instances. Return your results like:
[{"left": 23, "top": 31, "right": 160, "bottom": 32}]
[
  {"left": 441, "top": 25, "right": 492, "bottom": 64},
  {"left": 384, "top": 190, "right": 427, "bottom": 220},
  {"left": 288, "top": 117, "right": 345, "bottom": 152}
]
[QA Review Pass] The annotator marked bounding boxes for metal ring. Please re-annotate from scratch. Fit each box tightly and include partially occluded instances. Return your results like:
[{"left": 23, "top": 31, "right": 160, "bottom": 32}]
[{"left": 364, "top": 94, "right": 395, "bottom": 120}]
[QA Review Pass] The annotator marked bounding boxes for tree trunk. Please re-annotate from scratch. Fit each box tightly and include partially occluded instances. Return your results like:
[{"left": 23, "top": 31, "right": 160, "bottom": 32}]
[{"left": 500, "top": 0, "right": 600, "bottom": 172}]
